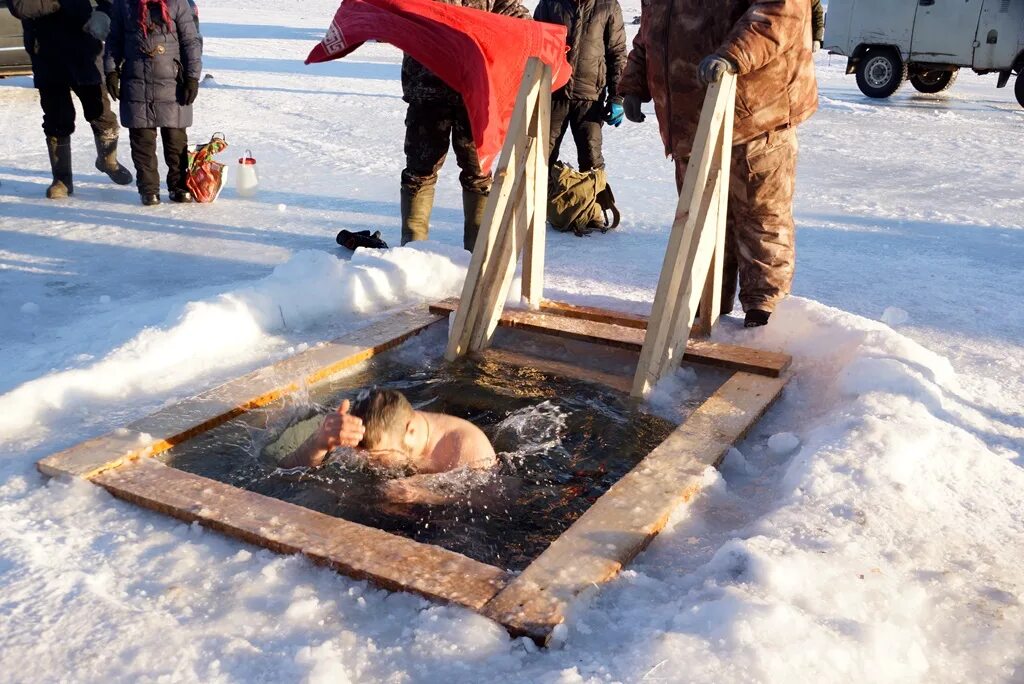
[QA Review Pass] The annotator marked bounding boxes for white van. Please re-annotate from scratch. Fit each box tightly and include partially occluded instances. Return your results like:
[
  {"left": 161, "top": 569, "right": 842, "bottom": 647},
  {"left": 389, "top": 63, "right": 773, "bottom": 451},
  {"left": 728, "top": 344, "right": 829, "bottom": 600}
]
[{"left": 823, "top": 0, "right": 1024, "bottom": 107}]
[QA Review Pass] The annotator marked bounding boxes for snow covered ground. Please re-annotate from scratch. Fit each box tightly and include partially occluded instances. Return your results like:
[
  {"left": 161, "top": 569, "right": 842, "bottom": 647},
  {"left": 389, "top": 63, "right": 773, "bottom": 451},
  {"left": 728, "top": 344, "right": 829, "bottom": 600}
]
[{"left": 1, "top": 1, "right": 1022, "bottom": 681}]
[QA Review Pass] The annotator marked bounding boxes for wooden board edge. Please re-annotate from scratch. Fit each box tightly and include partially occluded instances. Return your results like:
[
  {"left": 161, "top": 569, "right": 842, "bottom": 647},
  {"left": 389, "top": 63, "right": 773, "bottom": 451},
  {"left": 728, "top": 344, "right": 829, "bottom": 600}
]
[
  {"left": 36, "top": 307, "right": 444, "bottom": 480},
  {"left": 431, "top": 299, "right": 792, "bottom": 378},
  {"left": 538, "top": 300, "right": 649, "bottom": 330},
  {"left": 481, "top": 370, "right": 790, "bottom": 644},
  {"left": 474, "top": 349, "right": 633, "bottom": 395},
  {"left": 92, "top": 459, "right": 511, "bottom": 612}
]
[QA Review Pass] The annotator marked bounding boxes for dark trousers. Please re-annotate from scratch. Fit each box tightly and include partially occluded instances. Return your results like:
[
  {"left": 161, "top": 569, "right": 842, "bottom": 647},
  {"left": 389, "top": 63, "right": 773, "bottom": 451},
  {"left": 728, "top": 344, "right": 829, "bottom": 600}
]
[
  {"left": 129, "top": 127, "right": 189, "bottom": 195},
  {"left": 548, "top": 99, "right": 605, "bottom": 172},
  {"left": 400, "top": 100, "right": 491, "bottom": 195},
  {"left": 38, "top": 82, "right": 118, "bottom": 138}
]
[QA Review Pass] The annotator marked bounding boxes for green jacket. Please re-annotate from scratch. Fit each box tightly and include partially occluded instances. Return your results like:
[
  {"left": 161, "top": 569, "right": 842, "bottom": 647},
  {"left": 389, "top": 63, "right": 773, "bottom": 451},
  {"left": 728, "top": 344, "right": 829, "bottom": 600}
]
[{"left": 811, "top": 0, "right": 824, "bottom": 43}]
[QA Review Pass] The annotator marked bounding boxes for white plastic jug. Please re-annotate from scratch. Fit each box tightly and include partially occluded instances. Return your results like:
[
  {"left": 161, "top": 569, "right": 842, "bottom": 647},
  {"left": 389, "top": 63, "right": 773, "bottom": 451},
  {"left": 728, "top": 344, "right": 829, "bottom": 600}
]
[{"left": 236, "top": 150, "right": 259, "bottom": 198}]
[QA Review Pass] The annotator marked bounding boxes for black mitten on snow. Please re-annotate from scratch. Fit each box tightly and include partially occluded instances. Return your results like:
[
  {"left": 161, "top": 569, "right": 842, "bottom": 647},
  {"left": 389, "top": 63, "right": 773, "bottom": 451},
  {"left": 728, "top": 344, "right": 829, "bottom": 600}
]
[{"left": 336, "top": 230, "right": 389, "bottom": 251}]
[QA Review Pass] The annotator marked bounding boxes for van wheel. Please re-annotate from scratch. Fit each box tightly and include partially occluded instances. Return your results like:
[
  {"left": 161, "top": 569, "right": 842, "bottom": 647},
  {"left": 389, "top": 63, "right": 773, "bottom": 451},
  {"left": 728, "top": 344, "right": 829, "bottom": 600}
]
[
  {"left": 855, "top": 49, "right": 907, "bottom": 98},
  {"left": 910, "top": 68, "right": 958, "bottom": 94},
  {"left": 1016, "top": 72, "right": 1024, "bottom": 109}
]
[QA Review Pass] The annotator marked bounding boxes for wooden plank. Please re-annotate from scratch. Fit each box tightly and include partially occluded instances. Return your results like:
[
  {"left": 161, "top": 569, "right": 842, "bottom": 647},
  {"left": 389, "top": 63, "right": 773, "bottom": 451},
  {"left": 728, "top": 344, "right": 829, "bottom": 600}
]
[
  {"left": 467, "top": 138, "right": 536, "bottom": 352},
  {"left": 538, "top": 300, "right": 648, "bottom": 330},
  {"left": 475, "top": 348, "right": 632, "bottom": 394},
  {"left": 38, "top": 308, "right": 443, "bottom": 479},
  {"left": 481, "top": 370, "right": 789, "bottom": 642},
  {"left": 430, "top": 299, "right": 790, "bottom": 377},
  {"left": 522, "top": 65, "right": 551, "bottom": 308},
  {"left": 696, "top": 77, "right": 736, "bottom": 338},
  {"left": 447, "top": 58, "right": 544, "bottom": 361},
  {"left": 632, "top": 74, "right": 735, "bottom": 398},
  {"left": 93, "top": 459, "right": 509, "bottom": 611}
]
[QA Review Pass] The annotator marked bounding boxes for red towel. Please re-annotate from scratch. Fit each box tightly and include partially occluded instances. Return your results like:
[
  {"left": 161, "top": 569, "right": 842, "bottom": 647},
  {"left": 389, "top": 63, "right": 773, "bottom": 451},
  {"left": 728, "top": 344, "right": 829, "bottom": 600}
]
[{"left": 306, "top": 0, "right": 571, "bottom": 173}]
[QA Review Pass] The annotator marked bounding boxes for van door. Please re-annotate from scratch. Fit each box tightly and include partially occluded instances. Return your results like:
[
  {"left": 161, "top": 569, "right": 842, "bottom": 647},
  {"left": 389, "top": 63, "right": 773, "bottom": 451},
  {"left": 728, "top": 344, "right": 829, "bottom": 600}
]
[{"left": 910, "top": 0, "right": 985, "bottom": 64}]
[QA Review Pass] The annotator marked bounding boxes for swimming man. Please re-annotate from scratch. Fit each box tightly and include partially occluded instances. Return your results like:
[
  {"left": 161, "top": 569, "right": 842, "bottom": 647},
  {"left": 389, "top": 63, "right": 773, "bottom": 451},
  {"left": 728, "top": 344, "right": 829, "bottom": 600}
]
[{"left": 278, "top": 389, "right": 496, "bottom": 503}]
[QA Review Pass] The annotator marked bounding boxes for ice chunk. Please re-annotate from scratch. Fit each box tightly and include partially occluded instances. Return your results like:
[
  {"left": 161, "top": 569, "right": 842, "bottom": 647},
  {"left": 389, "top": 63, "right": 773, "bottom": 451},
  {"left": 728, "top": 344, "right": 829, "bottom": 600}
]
[
  {"left": 881, "top": 306, "right": 910, "bottom": 326},
  {"left": 767, "top": 432, "right": 800, "bottom": 457}
]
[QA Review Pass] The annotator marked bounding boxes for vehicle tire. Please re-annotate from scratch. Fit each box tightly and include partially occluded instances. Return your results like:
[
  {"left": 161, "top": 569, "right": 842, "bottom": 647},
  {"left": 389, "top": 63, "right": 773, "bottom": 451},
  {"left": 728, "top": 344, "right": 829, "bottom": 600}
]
[
  {"left": 1016, "top": 71, "right": 1024, "bottom": 109},
  {"left": 855, "top": 49, "right": 907, "bottom": 98},
  {"left": 910, "top": 68, "right": 958, "bottom": 94}
]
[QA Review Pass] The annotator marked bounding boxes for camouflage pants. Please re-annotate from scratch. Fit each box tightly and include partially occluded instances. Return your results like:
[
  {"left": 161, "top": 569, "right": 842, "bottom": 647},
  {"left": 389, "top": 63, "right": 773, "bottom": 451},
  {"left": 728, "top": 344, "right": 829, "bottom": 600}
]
[
  {"left": 401, "top": 100, "right": 491, "bottom": 195},
  {"left": 675, "top": 127, "right": 798, "bottom": 314}
]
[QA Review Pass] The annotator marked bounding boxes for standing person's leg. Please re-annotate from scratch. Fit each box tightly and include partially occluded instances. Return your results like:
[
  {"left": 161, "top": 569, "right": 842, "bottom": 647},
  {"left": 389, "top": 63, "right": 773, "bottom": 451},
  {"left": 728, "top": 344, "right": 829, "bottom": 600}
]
[
  {"left": 451, "top": 105, "right": 493, "bottom": 251},
  {"left": 74, "top": 82, "right": 132, "bottom": 185},
  {"left": 729, "top": 128, "right": 798, "bottom": 325},
  {"left": 567, "top": 100, "right": 605, "bottom": 172},
  {"left": 38, "top": 84, "right": 76, "bottom": 198},
  {"left": 547, "top": 98, "right": 572, "bottom": 168},
  {"left": 160, "top": 127, "right": 191, "bottom": 202},
  {"left": 401, "top": 101, "right": 453, "bottom": 245},
  {"left": 129, "top": 127, "right": 161, "bottom": 205}
]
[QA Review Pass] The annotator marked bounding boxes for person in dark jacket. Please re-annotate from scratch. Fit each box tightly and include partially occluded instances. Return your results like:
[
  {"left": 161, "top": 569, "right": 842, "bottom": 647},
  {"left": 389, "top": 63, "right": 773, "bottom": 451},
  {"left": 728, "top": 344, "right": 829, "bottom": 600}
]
[
  {"left": 534, "top": 0, "right": 626, "bottom": 172},
  {"left": 9, "top": 0, "right": 133, "bottom": 199},
  {"left": 104, "top": 0, "right": 202, "bottom": 205},
  {"left": 400, "top": 0, "right": 530, "bottom": 251}
]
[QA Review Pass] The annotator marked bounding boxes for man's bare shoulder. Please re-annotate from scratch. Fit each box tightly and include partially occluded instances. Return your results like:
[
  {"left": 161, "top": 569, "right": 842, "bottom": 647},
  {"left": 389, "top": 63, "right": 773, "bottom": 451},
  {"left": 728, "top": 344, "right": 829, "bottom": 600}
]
[{"left": 424, "top": 412, "right": 497, "bottom": 470}]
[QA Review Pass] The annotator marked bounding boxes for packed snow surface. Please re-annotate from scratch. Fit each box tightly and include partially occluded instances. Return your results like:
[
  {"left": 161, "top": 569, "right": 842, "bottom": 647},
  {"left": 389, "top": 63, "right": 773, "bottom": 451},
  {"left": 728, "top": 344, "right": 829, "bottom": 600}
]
[{"left": 1, "top": 1, "right": 1022, "bottom": 681}]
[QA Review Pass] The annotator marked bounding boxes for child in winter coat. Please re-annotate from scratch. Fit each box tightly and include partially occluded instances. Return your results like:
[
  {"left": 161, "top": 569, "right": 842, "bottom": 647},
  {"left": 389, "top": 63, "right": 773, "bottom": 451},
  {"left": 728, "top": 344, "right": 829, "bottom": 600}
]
[{"left": 104, "top": 0, "right": 202, "bottom": 205}]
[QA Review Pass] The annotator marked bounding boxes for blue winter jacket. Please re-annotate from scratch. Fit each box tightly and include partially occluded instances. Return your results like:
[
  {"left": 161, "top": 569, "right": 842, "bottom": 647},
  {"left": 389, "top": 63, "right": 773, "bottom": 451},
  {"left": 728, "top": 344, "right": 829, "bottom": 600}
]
[{"left": 104, "top": 0, "right": 202, "bottom": 129}]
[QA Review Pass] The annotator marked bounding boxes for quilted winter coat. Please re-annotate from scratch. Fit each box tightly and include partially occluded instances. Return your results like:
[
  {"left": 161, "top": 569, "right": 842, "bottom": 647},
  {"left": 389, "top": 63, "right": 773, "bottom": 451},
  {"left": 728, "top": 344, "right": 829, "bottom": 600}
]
[
  {"left": 617, "top": 0, "right": 818, "bottom": 160},
  {"left": 9, "top": 0, "right": 110, "bottom": 88},
  {"left": 103, "top": 0, "right": 202, "bottom": 129},
  {"left": 401, "top": 0, "right": 530, "bottom": 104},
  {"left": 533, "top": 0, "right": 627, "bottom": 103}
]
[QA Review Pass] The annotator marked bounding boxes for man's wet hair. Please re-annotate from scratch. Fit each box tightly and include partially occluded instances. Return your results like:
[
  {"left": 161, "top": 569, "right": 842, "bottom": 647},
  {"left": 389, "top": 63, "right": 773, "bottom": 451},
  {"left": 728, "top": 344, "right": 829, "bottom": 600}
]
[{"left": 349, "top": 389, "right": 414, "bottom": 449}]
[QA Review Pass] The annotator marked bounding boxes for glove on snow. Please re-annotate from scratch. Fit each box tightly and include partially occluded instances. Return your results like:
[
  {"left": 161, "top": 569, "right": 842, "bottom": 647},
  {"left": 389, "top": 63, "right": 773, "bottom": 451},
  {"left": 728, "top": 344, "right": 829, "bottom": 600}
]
[
  {"left": 622, "top": 94, "right": 645, "bottom": 123},
  {"left": 813, "top": 40, "right": 822, "bottom": 52},
  {"left": 182, "top": 77, "right": 200, "bottom": 105},
  {"left": 605, "top": 101, "right": 624, "bottom": 127},
  {"left": 698, "top": 55, "right": 735, "bottom": 85},
  {"left": 337, "top": 229, "right": 389, "bottom": 251},
  {"left": 106, "top": 71, "right": 120, "bottom": 101},
  {"left": 84, "top": 10, "right": 111, "bottom": 41}
]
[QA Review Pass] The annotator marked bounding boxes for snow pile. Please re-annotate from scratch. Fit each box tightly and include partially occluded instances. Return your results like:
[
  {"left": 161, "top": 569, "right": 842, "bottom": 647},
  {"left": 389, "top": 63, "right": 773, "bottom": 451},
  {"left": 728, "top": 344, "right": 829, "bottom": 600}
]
[{"left": 0, "top": 242, "right": 470, "bottom": 448}]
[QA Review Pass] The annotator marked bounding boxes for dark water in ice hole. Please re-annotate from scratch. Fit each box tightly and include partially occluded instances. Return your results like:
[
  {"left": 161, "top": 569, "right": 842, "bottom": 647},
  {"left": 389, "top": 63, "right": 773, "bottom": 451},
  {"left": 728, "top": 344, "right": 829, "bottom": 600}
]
[{"left": 160, "top": 340, "right": 681, "bottom": 571}]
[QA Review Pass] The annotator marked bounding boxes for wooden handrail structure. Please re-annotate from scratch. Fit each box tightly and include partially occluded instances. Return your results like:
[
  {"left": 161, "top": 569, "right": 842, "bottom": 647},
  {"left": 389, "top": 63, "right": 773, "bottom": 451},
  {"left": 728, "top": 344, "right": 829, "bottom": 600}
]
[{"left": 445, "top": 64, "right": 739, "bottom": 399}]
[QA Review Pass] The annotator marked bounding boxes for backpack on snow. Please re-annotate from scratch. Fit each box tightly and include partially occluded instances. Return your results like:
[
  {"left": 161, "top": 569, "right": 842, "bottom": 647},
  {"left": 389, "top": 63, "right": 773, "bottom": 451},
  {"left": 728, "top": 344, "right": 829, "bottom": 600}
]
[{"left": 547, "top": 161, "right": 621, "bottom": 236}]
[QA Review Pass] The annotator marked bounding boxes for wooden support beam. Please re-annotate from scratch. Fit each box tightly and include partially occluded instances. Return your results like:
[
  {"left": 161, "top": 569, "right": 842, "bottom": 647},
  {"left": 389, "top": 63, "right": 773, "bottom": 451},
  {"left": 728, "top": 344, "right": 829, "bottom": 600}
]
[
  {"left": 481, "top": 370, "right": 788, "bottom": 643},
  {"left": 632, "top": 74, "right": 736, "bottom": 398},
  {"left": 447, "top": 58, "right": 545, "bottom": 361},
  {"left": 521, "top": 65, "right": 551, "bottom": 309},
  {"left": 430, "top": 299, "right": 790, "bottom": 377},
  {"left": 696, "top": 77, "right": 737, "bottom": 337},
  {"left": 538, "top": 300, "right": 648, "bottom": 330},
  {"left": 93, "top": 459, "right": 510, "bottom": 611},
  {"left": 38, "top": 308, "right": 443, "bottom": 479}
]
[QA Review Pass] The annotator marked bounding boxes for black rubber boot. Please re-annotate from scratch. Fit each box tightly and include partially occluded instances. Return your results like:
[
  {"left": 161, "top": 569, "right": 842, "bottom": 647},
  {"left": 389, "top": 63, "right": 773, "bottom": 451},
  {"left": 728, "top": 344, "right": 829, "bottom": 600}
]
[
  {"left": 400, "top": 185, "right": 435, "bottom": 245},
  {"left": 462, "top": 189, "right": 488, "bottom": 252},
  {"left": 45, "top": 136, "right": 73, "bottom": 199},
  {"left": 141, "top": 193, "right": 161, "bottom": 206},
  {"left": 744, "top": 309, "right": 771, "bottom": 328},
  {"left": 92, "top": 126, "right": 134, "bottom": 185},
  {"left": 169, "top": 190, "right": 194, "bottom": 203}
]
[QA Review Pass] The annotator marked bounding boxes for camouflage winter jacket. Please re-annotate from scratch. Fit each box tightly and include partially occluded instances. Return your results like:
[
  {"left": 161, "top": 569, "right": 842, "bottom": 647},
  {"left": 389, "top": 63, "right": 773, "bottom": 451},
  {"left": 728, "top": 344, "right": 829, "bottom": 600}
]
[
  {"left": 401, "top": 0, "right": 530, "bottom": 105},
  {"left": 617, "top": 0, "right": 818, "bottom": 159}
]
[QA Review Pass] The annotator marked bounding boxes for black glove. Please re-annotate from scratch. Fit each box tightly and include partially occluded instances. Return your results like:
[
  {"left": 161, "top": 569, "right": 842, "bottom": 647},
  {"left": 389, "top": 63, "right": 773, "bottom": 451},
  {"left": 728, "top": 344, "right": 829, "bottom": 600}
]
[
  {"left": 336, "top": 229, "right": 389, "bottom": 251},
  {"left": 622, "top": 94, "right": 645, "bottom": 123},
  {"left": 106, "top": 71, "right": 120, "bottom": 101},
  {"left": 697, "top": 55, "right": 735, "bottom": 85},
  {"left": 181, "top": 77, "right": 199, "bottom": 105}
]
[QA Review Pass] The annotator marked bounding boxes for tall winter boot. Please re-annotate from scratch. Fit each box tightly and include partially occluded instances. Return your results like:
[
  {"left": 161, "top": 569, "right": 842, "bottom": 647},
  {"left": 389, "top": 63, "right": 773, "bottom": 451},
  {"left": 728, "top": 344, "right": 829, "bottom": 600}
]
[
  {"left": 92, "top": 126, "right": 133, "bottom": 185},
  {"left": 400, "top": 185, "right": 435, "bottom": 245},
  {"left": 462, "top": 190, "right": 488, "bottom": 252},
  {"left": 45, "top": 136, "right": 73, "bottom": 199}
]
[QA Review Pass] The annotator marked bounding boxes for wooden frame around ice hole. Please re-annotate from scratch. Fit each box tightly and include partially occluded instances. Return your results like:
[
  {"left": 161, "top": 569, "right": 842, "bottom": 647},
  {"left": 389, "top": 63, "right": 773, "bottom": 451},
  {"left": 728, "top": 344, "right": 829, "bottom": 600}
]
[{"left": 37, "top": 303, "right": 789, "bottom": 645}]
